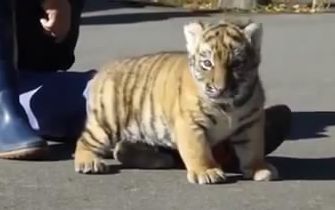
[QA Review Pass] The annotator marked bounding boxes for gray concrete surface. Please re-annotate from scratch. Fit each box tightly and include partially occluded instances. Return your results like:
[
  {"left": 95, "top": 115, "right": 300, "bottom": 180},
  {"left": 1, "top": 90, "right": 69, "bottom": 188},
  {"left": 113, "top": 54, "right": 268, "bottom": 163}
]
[{"left": 1, "top": 1, "right": 335, "bottom": 210}]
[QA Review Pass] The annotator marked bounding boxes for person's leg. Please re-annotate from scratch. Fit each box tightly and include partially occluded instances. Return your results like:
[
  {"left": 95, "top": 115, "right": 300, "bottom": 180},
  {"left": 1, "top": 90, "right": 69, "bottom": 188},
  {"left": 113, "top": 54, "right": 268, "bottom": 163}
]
[
  {"left": 18, "top": 70, "right": 96, "bottom": 141},
  {"left": 15, "top": 0, "right": 85, "bottom": 72},
  {"left": 0, "top": 0, "right": 46, "bottom": 159}
]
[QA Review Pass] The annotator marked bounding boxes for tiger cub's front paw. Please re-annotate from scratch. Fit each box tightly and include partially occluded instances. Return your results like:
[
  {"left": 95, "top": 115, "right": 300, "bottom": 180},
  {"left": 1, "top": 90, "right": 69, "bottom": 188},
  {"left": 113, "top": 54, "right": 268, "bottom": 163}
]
[
  {"left": 187, "top": 167, "right": 226, "bottom": 184},
  {"left": 253, "top": 163, "right": 279, "bottom": 181},
  {"left": 74, "top": 150, "right": 108, "bottom": 174}
]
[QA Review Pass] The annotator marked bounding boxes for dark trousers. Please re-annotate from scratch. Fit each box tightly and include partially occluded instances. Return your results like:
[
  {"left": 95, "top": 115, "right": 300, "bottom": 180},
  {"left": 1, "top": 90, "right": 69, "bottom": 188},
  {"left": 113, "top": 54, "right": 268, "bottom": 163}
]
[{"left": 15, "top": 0, "right": 85, "bottom": 72}]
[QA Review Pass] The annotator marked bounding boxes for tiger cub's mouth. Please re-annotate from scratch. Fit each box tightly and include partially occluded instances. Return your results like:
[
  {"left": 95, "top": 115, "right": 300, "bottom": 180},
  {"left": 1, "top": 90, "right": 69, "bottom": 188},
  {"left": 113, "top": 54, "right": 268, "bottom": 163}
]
[
  {"left": 205, "top": 84, "right": 236, "bottom": 99},
  {"left": 205, "top": 84, "right": 223, "bottom": 98}
]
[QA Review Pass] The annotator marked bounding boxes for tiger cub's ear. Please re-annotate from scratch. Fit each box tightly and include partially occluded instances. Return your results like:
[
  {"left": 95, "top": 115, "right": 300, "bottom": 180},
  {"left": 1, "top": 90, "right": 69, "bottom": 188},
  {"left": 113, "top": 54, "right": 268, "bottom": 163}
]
[
  {"left": 243, "top": 22, "right": 263, "bottom": 55},
  {"left": 183, "top": 21, "right": 205, "bottom": 54}
]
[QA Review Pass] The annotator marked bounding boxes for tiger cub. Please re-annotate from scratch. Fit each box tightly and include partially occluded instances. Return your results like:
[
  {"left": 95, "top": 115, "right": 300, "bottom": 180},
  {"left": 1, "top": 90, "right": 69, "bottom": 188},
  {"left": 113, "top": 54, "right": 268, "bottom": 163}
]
[{"left": 74, "top": 19, "right": 278, "bottom": 184}]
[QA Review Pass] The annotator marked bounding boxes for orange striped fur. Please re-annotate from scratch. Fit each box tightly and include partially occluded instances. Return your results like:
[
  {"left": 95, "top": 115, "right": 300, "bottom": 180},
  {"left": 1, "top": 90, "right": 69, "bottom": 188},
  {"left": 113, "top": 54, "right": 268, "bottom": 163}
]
[{"left": 74, "top": 19, "right": 278, "bottom": 184}]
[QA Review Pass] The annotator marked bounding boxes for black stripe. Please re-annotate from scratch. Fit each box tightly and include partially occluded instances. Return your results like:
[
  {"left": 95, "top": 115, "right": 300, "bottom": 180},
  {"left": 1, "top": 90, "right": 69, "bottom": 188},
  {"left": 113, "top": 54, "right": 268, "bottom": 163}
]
[
  {"left": 233, "top": 77, "right": 259, "bottom": 107},
  {"left": 188, "top": 55, "right": 196, "bottom": 68},
  {"left": 97, "top": 76, "right": 108, "bottom": 126},
  {"left": 148, "top": 55, "right": 169, "bottom": 140},
  {"left": 209, "top": 24, "right": 227, "bottom": 31},
  {"left": 138, "top": 54, "right": 166, "bottom": 139},
  {"left": 176, "top": 74, "right": 184, "bottom": 115},
  {"left": 149, "top": 93, "right": 159, "bottom": 139},
  {"left": 135, "top": 58, "right": 153, "bottom": 138},
  {"left": 161, "top": 119, "right": 171, "bottom": 141},
  {"left": 86, "top": 128, "right": 106, "bottom": 146},
  {"left": 113, "top": 74, "right": 121, "bottom": 141},
  {"left": 122, "top": 60, "right": 138, "bottom": 126},
  {"left": 135, "top": 64, "right": 149, "bottom": 141},
  {"left": 204, "top": 34, "right": 216, "bottom": 43},
  {"left": 176, "top": 56, "right": 185, "bottom": 115},
  {"left": 199, "top": 52, "right": 208, "bottom": 57},
  {"left": 134, "top": 117, "right": 145, "bottom": 140},
  {"left": 232, "top": 117, "right": 260, "bottom": 137},
  {"left": 163, "top": 55, "right": 180, "bottom": 99},
  {"left": 219, "top": 103, "right": 233, "bottom": 112},
  {"left": 80, "top": 129, "right": 106, "bottom": 154},
  {"left": 189, "top": 112, "right": 208, "bottom": 134},
  {"left": 125, "top": 58, "right": 147, "bottom": 127},
  {"left": 216, "top": 49, "right": 223, "bottom": 60},
  {"left": 203, "top": 26, "right": 225, "bottom": 42},
  {"left": 195, "top": 122, "right": 207, "bottom": 133},
  {"left": 122, "top": 60, "right": 137, "bottom": 92},
  {"left": 226, "top": 41, "right": 236, "bottom": 51},
  {"left": 138, "top": 55, "right": 161, "bottom": 112},
  {"left": 80, "top": 137, "right": 102, "bottom": 151},
  {"left": 225, "top": 29, "right": 244, "bottom": 43},
  {"left": 231, "top": 138, "right": 250, "bottom": 145},
  {"left": 97, "top": 75, "right": 114, "bottom": 135},
  {"left": 129, "top": 57, "right": 149, "bottom": 97},
  {"left": 123, "top": 128, "right": 134, "bottom": 140},
  {"left": 198, "top": 100, "right": 217, "bottom": 125}
]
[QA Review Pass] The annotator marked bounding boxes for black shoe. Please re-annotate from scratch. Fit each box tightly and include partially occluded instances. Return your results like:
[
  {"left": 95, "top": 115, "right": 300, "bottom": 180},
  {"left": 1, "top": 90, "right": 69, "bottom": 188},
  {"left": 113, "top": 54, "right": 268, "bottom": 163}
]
[
  {"left": 264, "top": 104, "right": 292, "bottom": 155},
  {"left": 0, "top": 1, "right": 47, "bottom": 160}
]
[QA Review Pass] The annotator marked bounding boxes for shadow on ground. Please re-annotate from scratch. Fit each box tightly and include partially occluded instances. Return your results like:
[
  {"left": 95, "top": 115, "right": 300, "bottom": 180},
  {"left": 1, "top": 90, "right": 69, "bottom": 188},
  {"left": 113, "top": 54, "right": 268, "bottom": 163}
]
[
  {"left": 269, "top": 156, "right": 335, "bottom": 181},
  {"left": 81, "top": 0, "right": 221, "bottom": 25},
  {"left": 81, "top": 0, "right": 335, "bottom": 25},
  {"left": 288, "top": 111, "right": 335, "bottom": 140},
  {"left": 265, "top": 111, "right": 335, "bottom": 181},
  {"left": 83, "top": 0, "right": 176, "bottom": 12},
  {"left": 45, "top": 111, "right": 335, "bottom": 180},
  {"left": 46, "top": 141, "right": 76, "bottom": 161},
  {"left": 81, "top": 10, "right": 221, "bottom": 25}
]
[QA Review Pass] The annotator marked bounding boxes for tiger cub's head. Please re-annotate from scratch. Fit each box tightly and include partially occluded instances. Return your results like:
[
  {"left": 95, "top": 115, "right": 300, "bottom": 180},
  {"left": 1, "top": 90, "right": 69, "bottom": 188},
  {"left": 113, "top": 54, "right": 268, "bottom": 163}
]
[{"left": 183, "top": 19, "right": 263, "bottom": 107}]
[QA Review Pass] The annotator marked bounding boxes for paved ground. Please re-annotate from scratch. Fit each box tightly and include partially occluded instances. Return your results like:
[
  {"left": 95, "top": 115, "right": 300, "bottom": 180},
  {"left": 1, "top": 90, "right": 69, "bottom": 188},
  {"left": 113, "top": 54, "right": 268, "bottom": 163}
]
[{"left": 1, "top": 1, "right": 335, "bottom": 210}]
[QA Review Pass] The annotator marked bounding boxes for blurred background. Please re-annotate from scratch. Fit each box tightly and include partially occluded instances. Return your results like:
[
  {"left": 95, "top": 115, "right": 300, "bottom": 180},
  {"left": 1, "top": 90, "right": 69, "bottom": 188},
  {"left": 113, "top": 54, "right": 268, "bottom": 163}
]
[{"left": 83, "top": 0, "right": 334, "bottom": 13}]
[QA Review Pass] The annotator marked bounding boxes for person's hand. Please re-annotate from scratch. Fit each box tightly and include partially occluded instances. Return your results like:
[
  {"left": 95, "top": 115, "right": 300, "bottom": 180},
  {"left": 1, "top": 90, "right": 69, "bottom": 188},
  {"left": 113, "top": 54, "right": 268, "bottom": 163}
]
[{"left": 40, "top": 0, "right": 71, "bottom": 43}]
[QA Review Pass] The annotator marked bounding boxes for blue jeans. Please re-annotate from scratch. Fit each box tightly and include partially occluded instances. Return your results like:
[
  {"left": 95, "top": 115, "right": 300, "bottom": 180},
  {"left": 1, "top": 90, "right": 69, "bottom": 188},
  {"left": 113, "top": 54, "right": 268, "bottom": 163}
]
[
  {"left": 14, "top": 0, "right": 86, "bottom": 139},
  {"left": 19, "top": 70, "right": 96, "bottom": 140}
]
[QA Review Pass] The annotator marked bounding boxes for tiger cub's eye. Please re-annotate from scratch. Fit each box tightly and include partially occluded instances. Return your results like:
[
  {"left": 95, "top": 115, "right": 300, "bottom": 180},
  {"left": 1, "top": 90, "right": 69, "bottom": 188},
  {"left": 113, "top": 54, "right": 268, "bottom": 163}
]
[{"left": 201, "top": 60, "right": 213, "bottom": 70}]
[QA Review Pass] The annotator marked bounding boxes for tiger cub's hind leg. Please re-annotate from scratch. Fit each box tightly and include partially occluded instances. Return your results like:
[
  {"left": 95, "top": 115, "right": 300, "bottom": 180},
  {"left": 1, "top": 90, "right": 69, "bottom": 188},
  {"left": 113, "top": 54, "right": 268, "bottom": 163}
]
[
  {"left": 74, "top": 117, "right": 110, "bottom": 174},
  {"left": 232, "top": 113, "right": 278, "bottom": 181},
  {"left": 113, "top": 141, "right": 175, "bottom": 169}
]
